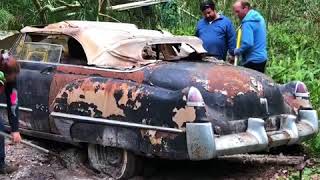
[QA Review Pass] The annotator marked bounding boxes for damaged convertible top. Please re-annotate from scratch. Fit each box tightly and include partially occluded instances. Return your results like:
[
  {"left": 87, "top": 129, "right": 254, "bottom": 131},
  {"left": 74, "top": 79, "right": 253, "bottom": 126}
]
[{"left": 21, "top": 21, "right": 206, "bottom": 69}]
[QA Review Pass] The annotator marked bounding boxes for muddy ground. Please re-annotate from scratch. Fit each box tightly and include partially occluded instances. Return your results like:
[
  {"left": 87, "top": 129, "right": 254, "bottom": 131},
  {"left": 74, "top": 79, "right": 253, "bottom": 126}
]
[{"left": 0, "top": 136, "right": 315, "bottom": 180}]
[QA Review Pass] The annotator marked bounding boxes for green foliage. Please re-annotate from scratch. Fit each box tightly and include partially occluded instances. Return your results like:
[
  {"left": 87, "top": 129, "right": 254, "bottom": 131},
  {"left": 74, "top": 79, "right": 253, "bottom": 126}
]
[
  {"left": 0, "top": 0, "right": 38, "bottom": 29},
  {"left": 266, "top": 20, "right": 320, "bottom": 110},
  {"left": 288, "top": 164, "right": 320, "bottom": 180},
  {"left": 0, "top": 9, "right": 14, "bottom": 30},
  {"left": 267, "top": 34, "right": 320, "bottom": 107}
]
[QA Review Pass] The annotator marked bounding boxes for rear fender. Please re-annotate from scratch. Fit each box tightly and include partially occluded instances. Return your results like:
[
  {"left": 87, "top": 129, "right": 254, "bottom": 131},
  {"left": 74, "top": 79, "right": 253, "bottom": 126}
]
[
  {"left": 51, "top": 77, "right": 198, "bottom": 159},
  {"left": 52, "top": 77, "right": 197, "bottom": 125},
  {"left": 279, "top": 81, "right": 312, "bottom": 114}
]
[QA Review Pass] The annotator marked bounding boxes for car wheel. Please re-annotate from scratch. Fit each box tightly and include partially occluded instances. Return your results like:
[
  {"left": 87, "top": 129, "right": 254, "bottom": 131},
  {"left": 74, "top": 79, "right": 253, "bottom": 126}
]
[{"left": 88, "top": 144, "right": 137, "bottom": 179}]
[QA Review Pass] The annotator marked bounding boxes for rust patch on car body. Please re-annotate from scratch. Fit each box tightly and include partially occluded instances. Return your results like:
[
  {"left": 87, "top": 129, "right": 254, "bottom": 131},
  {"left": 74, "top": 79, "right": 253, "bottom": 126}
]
[
  {"left": 282, "top": 93, "right": 312, "bottom": 114},
  {"left": 49, "top": 73, "right": 85, "bottom": 108},
  {"left": 204, "top": 65, "right": 264, "bottom": 98},
  {"left": 172, "top": 107, "right": 196, "bottom": 129},
  {"left": 141, "top": 130, "right": 179, "bottom": 145},
  {"left": 56, "top": 66, "right": 145, "bottom": 83},
  {"left": 53, "top": 78, "right": 145, "bottom": 118}
]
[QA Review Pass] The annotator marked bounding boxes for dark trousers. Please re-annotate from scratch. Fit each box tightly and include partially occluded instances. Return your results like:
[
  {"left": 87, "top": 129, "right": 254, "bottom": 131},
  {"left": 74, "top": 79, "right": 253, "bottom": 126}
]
[
  {"left": 243, "top": 61, "right": 267, "bottom": 73},
  {"left": 0, "top": 119, "right": 4, "bottom": 166}
]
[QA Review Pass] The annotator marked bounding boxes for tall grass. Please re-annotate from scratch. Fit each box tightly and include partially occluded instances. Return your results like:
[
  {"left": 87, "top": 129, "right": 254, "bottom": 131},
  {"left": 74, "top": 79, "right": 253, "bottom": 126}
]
[
  {"left": 0, "top": 9, "right": 14, "bottom": 30},
  {"left": 267, "top": 21, "right": 320, "bottom": 110}
]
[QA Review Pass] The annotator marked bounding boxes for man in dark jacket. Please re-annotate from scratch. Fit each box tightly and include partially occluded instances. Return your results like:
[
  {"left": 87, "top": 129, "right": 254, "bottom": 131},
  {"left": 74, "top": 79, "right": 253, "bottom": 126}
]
[
  {"left": 0, "top": 50, "right": 21, "bottom": 174},
  {"left": 196, "top": 1, "right": 236, "bottom": 61},
  {"left": 233, "top": 0, "right": 268, "bottom": 73}
]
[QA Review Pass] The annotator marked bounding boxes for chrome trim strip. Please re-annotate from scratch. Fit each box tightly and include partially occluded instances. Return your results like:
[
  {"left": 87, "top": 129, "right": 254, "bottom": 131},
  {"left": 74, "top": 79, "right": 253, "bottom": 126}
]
[
  {"left": 18, "top": 60, "right": 149, "bottom": 73},
  {"left": 0, "top": 103, "right": 33, "bottom": 112},
  {"left": 51, "top": 112, "right": 183, "bottom": 133}
]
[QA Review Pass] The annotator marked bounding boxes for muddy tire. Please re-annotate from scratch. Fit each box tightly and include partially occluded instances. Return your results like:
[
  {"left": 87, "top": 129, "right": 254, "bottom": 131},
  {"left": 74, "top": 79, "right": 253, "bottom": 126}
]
[{"left": 87, "top": 144, "right": 137, "bottom": 179}]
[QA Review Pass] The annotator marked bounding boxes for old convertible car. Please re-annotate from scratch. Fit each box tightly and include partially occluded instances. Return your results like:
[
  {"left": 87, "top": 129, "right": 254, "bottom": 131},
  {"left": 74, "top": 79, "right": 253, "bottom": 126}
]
[{"left": 0, "top": 21, "right": 318, "bottom": 179}]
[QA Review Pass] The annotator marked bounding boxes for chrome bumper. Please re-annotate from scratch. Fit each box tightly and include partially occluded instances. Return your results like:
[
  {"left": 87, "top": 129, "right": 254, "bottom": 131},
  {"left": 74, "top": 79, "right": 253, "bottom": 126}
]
[{"left": 186, "top": 110, "right": 319, "bottom": 160}]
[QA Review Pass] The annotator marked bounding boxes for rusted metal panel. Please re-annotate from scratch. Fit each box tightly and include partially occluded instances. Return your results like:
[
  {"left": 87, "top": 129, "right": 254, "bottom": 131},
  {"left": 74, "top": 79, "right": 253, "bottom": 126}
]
[
  {"left": 144, "top": 61, "right": 285, "bottom": 132},
  {"left": 282, "top": 93, "right": 312, "bottom": 114},
  {"left": 27, "top": 57, "right": 312, "bottom": 138},
  {"left": 49, "top": 73, "right": 86, "bottom": 108},
  {"left": 52, "top": 76, "right": 197, "bottom": 130},
  {"left": 66, "top": 122, "right": 188, "bottom": 159},
  {"left": 199, "top": 65, "right": 265, "bottom": 97},
  {"left": 56, "top": 65, "right": 145, "bottom": 83}
]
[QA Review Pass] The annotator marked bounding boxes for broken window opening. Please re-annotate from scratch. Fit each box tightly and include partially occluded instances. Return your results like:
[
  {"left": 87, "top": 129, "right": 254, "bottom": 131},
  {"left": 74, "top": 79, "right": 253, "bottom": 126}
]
[
  {"left": 63, "top": 38, "right": 88, "bottom": 65},
  {"left": 12, "top": 33, "right": 88, "bottom": 65},
  {"left": 141, "top": 43, "right": 200, "bottom": 61}
]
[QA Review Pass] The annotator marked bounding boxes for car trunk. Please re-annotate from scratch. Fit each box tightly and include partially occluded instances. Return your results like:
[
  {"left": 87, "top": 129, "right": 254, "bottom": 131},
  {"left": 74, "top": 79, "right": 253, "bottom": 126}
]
[{"left": 147, "top": 61, "right": 293, "bottom": 134}]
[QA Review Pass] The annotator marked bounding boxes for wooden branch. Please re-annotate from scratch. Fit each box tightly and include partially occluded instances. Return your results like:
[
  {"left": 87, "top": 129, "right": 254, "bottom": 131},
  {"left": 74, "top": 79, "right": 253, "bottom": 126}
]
[
  {"left": 66, "top": 12, "right": 77, "bottom": 16},
  {"left": 98, "top": 0, "right": 108, "bottom": 21},
  {"left": 218, "top": 154, "right": 305, "bottom": 166},
  {"left": 109, "top": 0, "right": 168, "bottom": 11},
  {"left": 57, "top": 0, "right": 79, "bottom": 7},
  {"left": 98, "top": 0, "right": 107, "bottom": 13},
  {"left": 31, "top": 0, "right": 48, "bottom": 24},
  {"left": 41, "top": 1, "right": 81, "bottom": 13},
  {"left": 178, "top": 8, "right": 198, "bottom": 20},
  {"left": 98, "top": 13, "right": 121, "bottom": 22}
]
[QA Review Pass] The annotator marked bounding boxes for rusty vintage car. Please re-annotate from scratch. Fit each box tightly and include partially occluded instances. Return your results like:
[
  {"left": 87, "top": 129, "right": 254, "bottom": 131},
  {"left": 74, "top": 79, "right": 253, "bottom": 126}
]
[{"left": 0, "top": 21, "right": 318, "bottom": 179}]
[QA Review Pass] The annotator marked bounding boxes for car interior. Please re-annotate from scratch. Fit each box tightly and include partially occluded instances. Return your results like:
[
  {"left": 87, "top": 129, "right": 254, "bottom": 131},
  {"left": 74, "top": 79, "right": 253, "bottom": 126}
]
[
  {"left": 14, "top": 34, "right": 88, "bottom": 65},
  {"left": 141, "top": 43, "right": 200, "bottom": 61}
]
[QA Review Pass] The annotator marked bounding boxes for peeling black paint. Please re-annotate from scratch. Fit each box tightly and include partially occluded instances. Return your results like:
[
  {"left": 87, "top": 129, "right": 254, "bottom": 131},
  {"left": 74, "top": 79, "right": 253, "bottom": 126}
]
[
  {"left": 114, "top": 90, "right": 124, "bottom": 104},
  {"left": 50, "top": 61, "right": 307, "bottom": 159},
  {"left": 94, "top": 84, "right": 100, "bottom": 93},
  {"left": 68, "top": 101, "right": 103, "bottom": 117}
]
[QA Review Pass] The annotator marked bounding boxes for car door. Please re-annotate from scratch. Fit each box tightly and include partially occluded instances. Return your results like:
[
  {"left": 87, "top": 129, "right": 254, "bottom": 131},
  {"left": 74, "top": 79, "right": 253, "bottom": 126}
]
[{"left": 4, "top": 34, "right": 63, "bottom": 132}]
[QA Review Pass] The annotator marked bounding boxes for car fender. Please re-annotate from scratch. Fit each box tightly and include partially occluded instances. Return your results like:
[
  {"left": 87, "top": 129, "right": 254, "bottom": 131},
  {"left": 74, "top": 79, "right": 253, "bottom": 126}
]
[{"left": 51, "top": 76, "right": 198, "bottom": 158}]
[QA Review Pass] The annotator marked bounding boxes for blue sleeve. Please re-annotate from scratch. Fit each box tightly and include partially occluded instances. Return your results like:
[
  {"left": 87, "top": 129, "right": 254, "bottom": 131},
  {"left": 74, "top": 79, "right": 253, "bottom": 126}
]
[
  {"left": 239, "top": 23, "right": 254, "bottom": 54},
  {"left": 226, "top": 21, "right": 236, "bottom": 56}
]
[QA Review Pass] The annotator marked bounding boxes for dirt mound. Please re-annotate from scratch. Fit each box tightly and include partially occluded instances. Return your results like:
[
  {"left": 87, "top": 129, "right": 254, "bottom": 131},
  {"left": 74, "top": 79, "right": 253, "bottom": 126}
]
[{"left": 0, "top": 138, "right": 309, "bottom": 180}]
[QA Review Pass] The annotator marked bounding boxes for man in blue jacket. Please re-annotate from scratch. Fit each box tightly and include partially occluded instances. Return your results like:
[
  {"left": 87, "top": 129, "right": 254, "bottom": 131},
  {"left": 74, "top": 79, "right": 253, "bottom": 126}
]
[
  {"left": 233, "top": 0, "right": 268, "bottom": 73},
  {"left": 196, "top": 1, "right": 236, "bottom": 61}
]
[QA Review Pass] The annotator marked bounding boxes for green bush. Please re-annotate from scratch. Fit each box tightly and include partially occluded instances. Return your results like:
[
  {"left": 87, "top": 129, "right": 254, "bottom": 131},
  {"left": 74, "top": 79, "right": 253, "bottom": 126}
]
[
  {"left": 267, "top": 21, "right": 320, "bottom": 111},
  {"left": 0, "top": 9, "right": 15, "bottom": 30}
]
